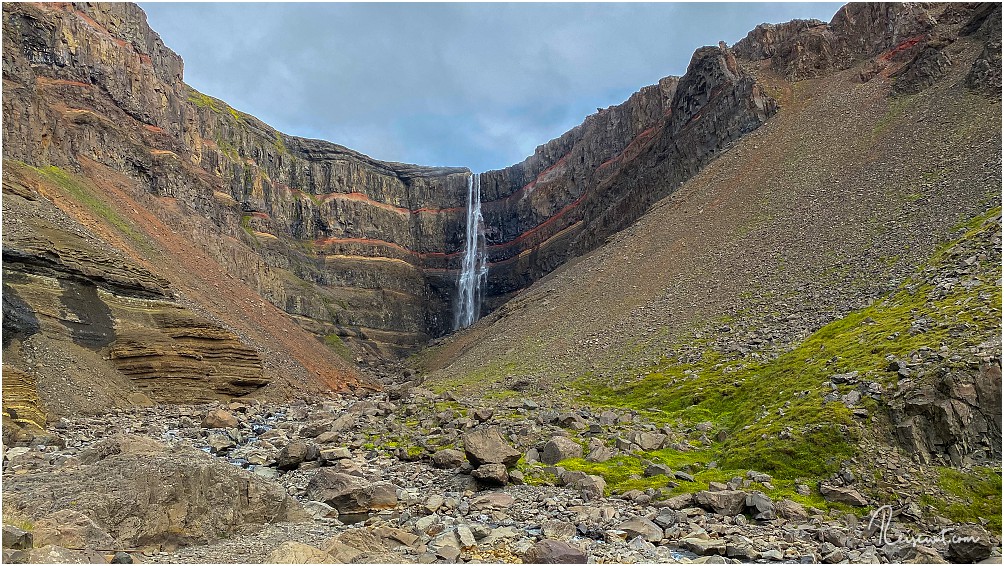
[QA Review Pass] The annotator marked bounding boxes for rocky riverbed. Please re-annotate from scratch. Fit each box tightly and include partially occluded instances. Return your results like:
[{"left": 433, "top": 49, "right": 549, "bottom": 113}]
[{"left": 2, "top": 385, "right": 1000, "bottom": 564}]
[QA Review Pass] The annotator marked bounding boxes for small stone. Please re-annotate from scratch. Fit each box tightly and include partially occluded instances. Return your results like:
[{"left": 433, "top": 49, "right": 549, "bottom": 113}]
[
  {"left": 424, "top": 495, "right": 445, "bottom": 513},
  {"left": 456, "top": 525, "right": 477, "bottom": 549},
  {"left": 319, "top": 447, "right": 352, "bottom": 461},
  {"left": 759, "top": 549, "right": 783, "bottom": 561},
  {"left": 542, "top": 520, "right": 576, "bottom": 541},
  {"left": 303, "top": 501, "right": 339, "bottom": 520},
  {"left": 644, "top": 463, "right": 673, "bottom": 477}
]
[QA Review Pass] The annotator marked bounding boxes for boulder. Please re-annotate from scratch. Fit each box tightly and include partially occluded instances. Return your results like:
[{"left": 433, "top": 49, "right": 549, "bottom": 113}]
[
  {"left": 1, "top": 436, "right": 306, "bottom": 547},
  {"left": 695, "top": 490, "right": 747, "bottom": 516},
  {"left": 541, "top": 437, "right": 583, "bottom": 465},
  {"left": 644, "top": 463, "right": 673, "bottom": 477},
  {"left": 947, "top": 524, "right": 993, "bottom": 563},
  {"left": 431, "top": 449, "right": 466, "bottom": 469},
  {"left": 628, "top": 431, "right": 667, "bottom": 451},
  {"left": 472, "top": 463, "right": 509, "bottom": 485},
  {"left": 1, "top": 525, "right": 32, "bottom": 550},
  {"left": 586, "top": 445, "right": 614, "bottom": 463},
  {"left": 265, "top": 541, "right": 335, "bottom": 564},
  {"left": 470, "top": 492, "right": 515, "bottom": 510},
  {"left": 462, "top": 428, "right": 520, "bottom": 467},
  {"left": 32, "top": 509, "right": 114, "bottom": 550},
  {"left": 657, "top": 492, "right": 696, "bottom": 510},
  {"left": 523, "top": 539, "right": 588, "bottom": 563},
  {"left": 618, "top": 517, "right": 664, "bottom": 542},
  {"left": 305, "top": 470, "right": 398, "bottom": 513},
  {"left": 818, "top": 484, "right": 868, "bottom": 506},
  {"left": 201, "top": 409, "right": 238, "bottom": 429},
  {"left": 542, "top": 520, "right": 577, "bottom": 541},
  {"left": 774, "top": 499, "right": 809, "bottom": 521},
  {"left": 276, "top": 440, "right": 311, "bottom": 471},
  {"left": 559, "top": 470, "right": 606, "bottom": 498},
  {"left": 319, "top": 447, "right": 352, "bottom": 461},
  {"left": 745, "top": 491, "right": 774, "bottom": 519},
  {"left": 680, "top": 537, "right": 727, "bottom": 556}
]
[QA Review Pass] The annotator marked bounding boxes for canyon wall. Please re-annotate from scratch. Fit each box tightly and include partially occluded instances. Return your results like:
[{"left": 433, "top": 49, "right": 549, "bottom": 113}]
[{"left": 4, "top": 1, "right": 999, "bottom": 412}]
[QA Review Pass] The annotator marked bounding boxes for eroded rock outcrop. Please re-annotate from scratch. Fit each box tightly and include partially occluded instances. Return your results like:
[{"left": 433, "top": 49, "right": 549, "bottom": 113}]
[{"left": 2, "top": 435, "right": 308, "bottom": 548}]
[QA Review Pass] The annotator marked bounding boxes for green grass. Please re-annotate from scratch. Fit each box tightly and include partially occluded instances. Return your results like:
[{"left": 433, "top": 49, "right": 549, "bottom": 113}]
[
  {"left": 573, "top": 208, "right": 1001, "bottom": 484},
  {"left": 921, "top": 466, "right": 1002, "bottom": 532},
  {"left": 187, "top": 89, "right": 220, "bottom": 112},
  {"left": 273, "top": 132, "right": 288, "bottom": 155},
  {"left": 30, "top": 165, "right": 151, "bottom": 251},
  {"left": 323, "top": 333, "right": 353, "bottom": 361}
]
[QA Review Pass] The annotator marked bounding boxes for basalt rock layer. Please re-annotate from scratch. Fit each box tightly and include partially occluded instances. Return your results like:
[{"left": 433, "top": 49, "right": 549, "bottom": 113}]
[
  {"left": 3, "top": 1, "right": 790, "bottom": 368},
  {"left": 3, "top": 2, "right": 1000, "bottom": 417}
]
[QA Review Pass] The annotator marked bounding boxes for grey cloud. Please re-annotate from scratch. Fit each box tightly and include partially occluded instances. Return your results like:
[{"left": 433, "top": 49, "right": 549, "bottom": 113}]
[{"left": 140, "top": 2, "right": 844, "bottom": 171}]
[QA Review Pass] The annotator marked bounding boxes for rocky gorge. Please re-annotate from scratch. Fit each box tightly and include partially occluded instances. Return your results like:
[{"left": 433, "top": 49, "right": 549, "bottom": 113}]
[{"left": 2, "top": 0, "right": 1003, "bottom": 564}]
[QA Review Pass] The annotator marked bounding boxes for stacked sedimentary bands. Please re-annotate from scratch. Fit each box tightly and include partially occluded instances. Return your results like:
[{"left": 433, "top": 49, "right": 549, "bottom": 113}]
[{"left": 2, "top": 1, "right": 1001, "bottom": 421}]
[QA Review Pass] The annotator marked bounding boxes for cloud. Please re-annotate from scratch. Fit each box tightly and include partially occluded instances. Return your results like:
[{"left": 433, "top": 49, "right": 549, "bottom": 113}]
[{"left": 140, "top": 2, "right": 843, "bottom": 171}]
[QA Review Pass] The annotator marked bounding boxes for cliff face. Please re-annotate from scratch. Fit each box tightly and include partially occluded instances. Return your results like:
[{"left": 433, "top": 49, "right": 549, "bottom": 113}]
[
  {"left": 1, "top": 1, "right": 787, "bottom": 363},
  {"left": 4, "top": 2, "right": 999, "bottom": 418},
  {"left": 478, "top": 47, "right": 777, "bottom": 309}
]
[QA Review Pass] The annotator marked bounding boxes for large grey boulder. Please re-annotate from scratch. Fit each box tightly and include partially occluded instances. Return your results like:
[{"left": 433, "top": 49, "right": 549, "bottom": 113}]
[
  {"left": 818, "top": 483, "right": 868, "bottom": 506},
  {"left": 947, "top": 524, "right": 993, "bottom": 563},
  {"left": 695, "top": 490, "right": 747, "bottom": 516},
  {"left": 471, "top": 463, "right": 509, "bottom": 485},
  {"left": 617, "top": 517, "right": 663, "bottom": 542},
  {"left": 523, "top": 540, "right": 588, "bottom": 563},
  {"left": 541, "top": 437, "right": 583, "bottom": 465},
  {"left": 305, "top": 470, "right": 398, "bottom": 513},
  {"left": 430, "top": 449, "right": 466, "bottom": 469},
  {"left": 462, "top": 428, "right": 520, "bottom": 467}
]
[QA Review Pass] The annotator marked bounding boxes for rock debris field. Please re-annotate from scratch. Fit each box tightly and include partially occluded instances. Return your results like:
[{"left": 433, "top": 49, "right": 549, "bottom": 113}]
[{"left": 2, "top": 388, "right": 997, "bottom": 564}]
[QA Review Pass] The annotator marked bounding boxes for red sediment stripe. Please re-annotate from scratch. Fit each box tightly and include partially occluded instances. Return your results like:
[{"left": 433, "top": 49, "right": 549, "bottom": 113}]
[
  {"left": 488, "top": 191, "right": 589, "bottom": 252},
  {"left": 481, "top": 151, "right": 572, "bottom": 207},
  {"left": 37, "top": 78, "right": 91, "bottom": 88},
  {"left": 878, "top": 34, "right": 926, "bottom": 62},
  {"left": 596, "top": 126, "right": 659, "bottom": 172},
  {"left": 313, "top": 236, "right": 465, "bottom": 260}
]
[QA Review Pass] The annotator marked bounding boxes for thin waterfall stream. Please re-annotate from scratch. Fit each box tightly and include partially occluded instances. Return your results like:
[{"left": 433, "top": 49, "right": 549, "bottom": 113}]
[{"left": 455, "top": 172, "right": 488, "bottom": 329}]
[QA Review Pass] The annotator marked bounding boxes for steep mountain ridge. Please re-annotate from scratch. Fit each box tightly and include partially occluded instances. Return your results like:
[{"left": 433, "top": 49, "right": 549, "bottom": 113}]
[
  {"left": 2, "top": 3, "right": 1000, "bottom": 426},
  {"left": 416, "top": 0, "right": 1001, "bottom": 500}
]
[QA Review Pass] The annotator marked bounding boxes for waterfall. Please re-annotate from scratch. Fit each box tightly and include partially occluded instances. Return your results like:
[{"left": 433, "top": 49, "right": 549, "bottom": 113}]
[{"left": 455, "top": 172, "right": 488, "bottom": 329}]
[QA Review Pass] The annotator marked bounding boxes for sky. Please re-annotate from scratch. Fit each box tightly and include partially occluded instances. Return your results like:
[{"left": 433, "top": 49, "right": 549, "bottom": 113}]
[{"left": 141, "top": 2, "right": 843, "bottom": 172}]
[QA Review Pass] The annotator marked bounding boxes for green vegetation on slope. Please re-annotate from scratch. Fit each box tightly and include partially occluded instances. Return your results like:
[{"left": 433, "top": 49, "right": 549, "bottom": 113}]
[
  {"left": 921, "top": 466, "right": 1003, "bottom": 532},
  {"left": 552, "top": 208, "right": 1002, "bottom": 508},
  {"left": 323, "top": 333, "right": 353, "bottom": 361},
  {"left": 26, "top": 164, "right": 150, "bottom": 251}
]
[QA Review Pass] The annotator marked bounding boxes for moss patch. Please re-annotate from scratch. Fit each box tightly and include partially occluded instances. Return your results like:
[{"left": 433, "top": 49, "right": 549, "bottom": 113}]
[
  {"left": 30, "top": 165, "right": 150, "bottom": 251},
  {"left": 323, "top": 333, "right": 353, "bottom": 361},
  {"left": 575, "top": 208, "right": 1001, "bottom": 483},
  {"left": 921, "top": 466, "right": 1002, "bottom": 532}
]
